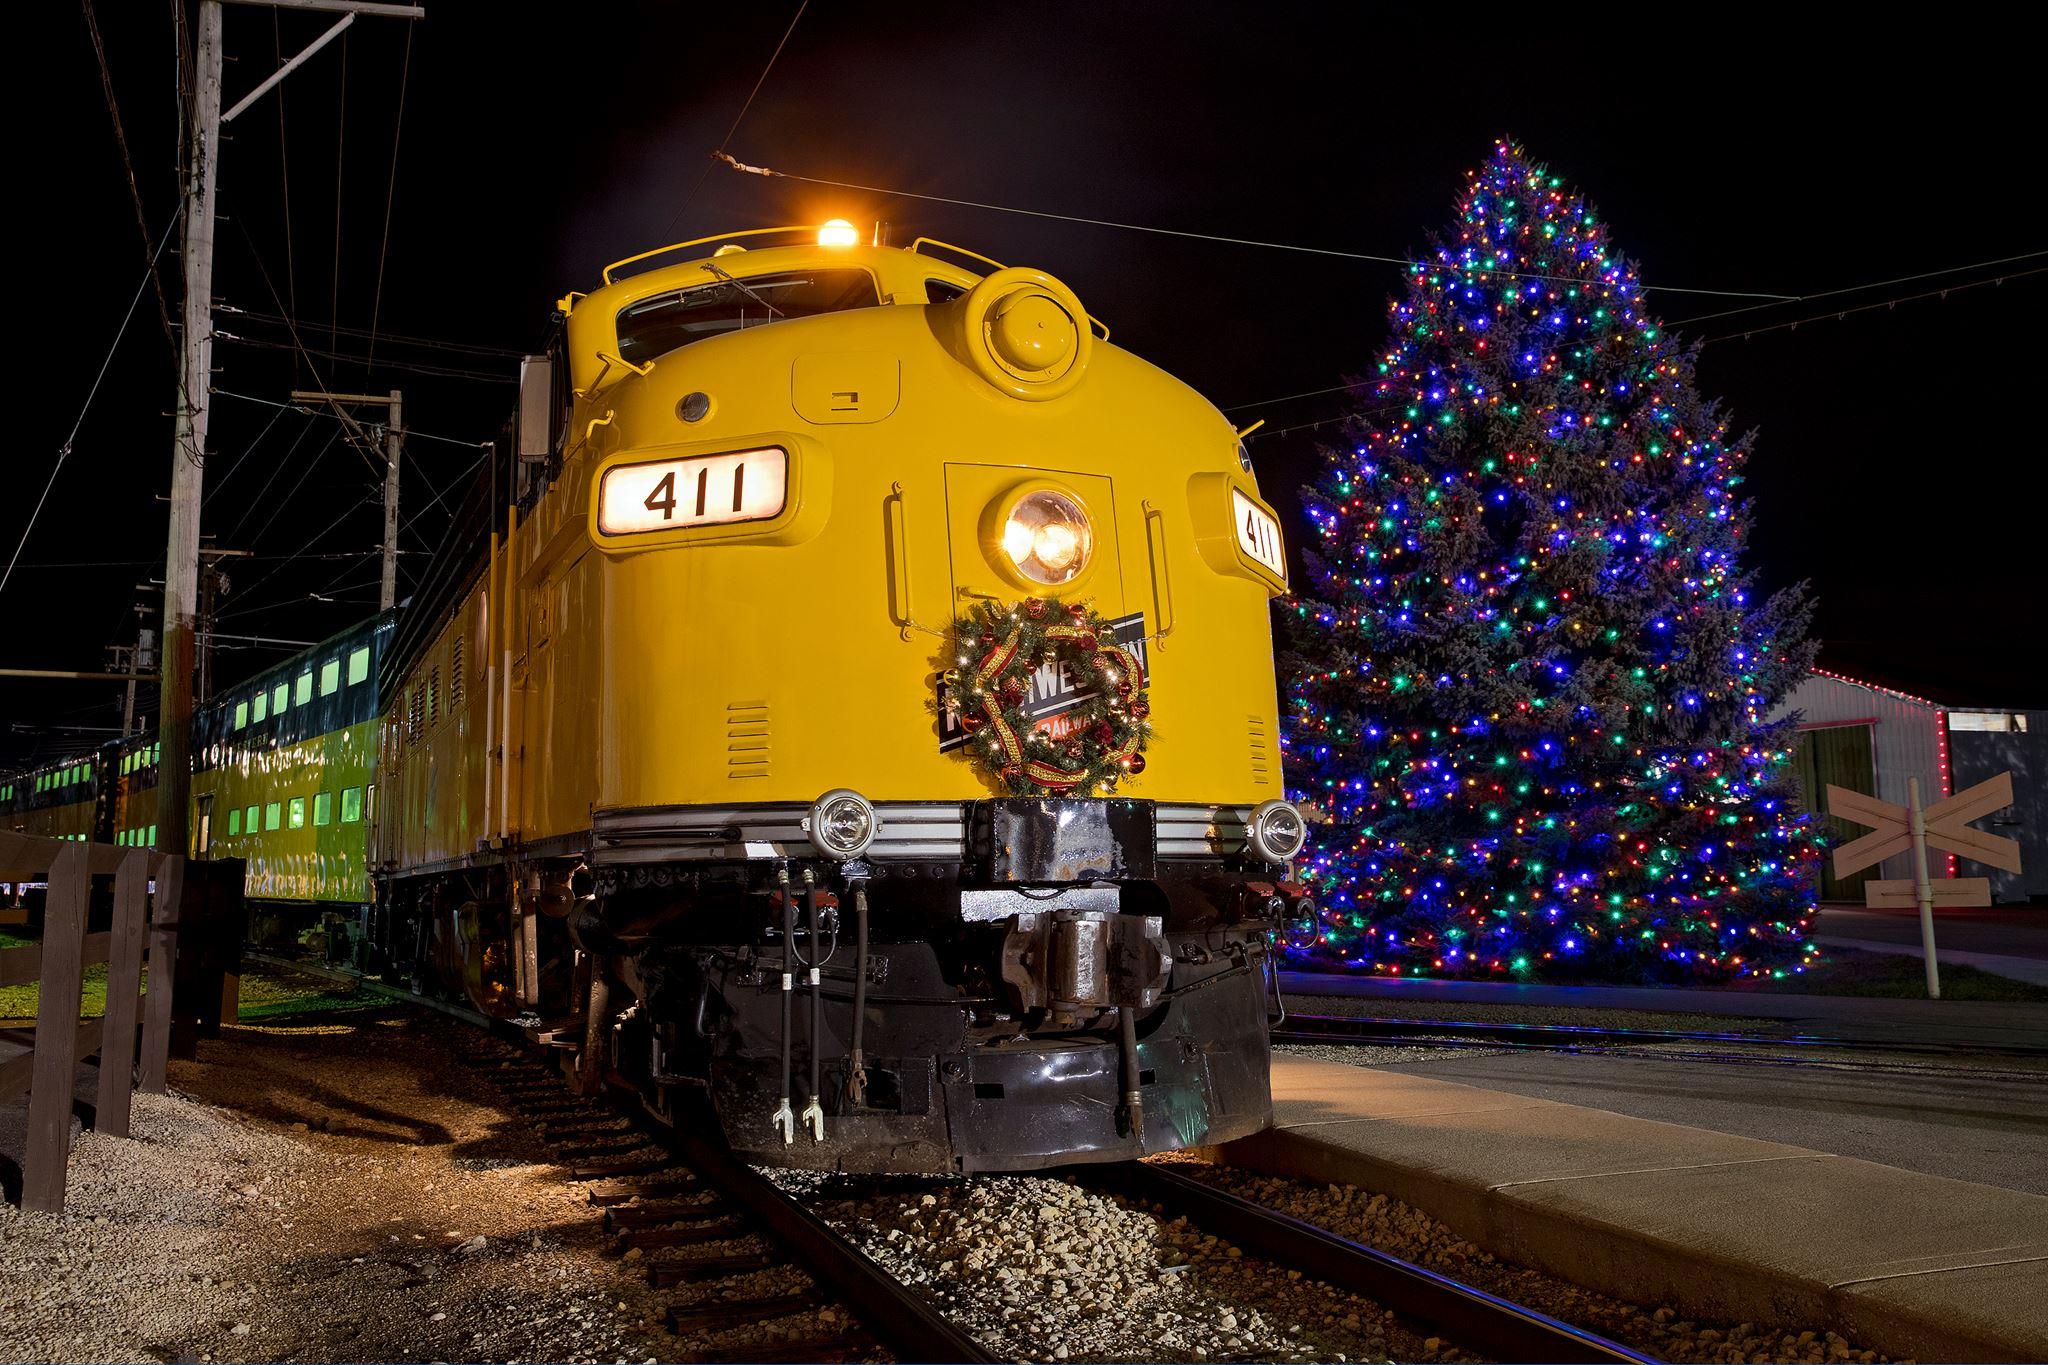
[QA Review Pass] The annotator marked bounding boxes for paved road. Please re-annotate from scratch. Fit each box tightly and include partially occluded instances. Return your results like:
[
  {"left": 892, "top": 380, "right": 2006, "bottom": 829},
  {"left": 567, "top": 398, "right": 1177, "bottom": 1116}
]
[
  {"left": 1817, "top": 904, "right": 2048, "bottom": 985},
  {"left": 1281, "top": 969, "right": 2048, "bottom": 1048},
  {"left": 1335, "top": 1044, "right": 2048, "bottom": 1195}
]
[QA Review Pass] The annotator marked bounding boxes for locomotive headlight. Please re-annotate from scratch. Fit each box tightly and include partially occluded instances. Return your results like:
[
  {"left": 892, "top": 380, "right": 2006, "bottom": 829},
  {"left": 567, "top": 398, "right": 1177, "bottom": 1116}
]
[
  {"left": 817, "top": 218, "right": 860, "bottom": 248},
  {"left": 1247, "top": 799, "right": 1308, "bottom": 863},
  {"left": 996, "top": 489, "right": 1093, "bottom": 585},
  {"left": 807, "top": 788, "right": 879, "bottom": 859}
]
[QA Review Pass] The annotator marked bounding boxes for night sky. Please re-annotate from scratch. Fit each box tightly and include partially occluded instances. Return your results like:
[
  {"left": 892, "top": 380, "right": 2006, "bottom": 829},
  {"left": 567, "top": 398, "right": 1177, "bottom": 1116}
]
[{"left": 7, "top": 3, "right": 2042, "bottom": 772}]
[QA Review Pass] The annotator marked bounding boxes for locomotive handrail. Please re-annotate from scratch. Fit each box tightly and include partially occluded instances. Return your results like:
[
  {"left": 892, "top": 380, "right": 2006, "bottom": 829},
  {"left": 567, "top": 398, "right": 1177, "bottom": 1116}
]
[
  {"left": 1143, "top": 499, "right": 1178, "bottom": 646},
  {"left": 908, "top": 236, "right": 1006, "bottom": 274},
  {"left": 601, "top": 225, "right": 828, "bottom": 286},
  {"left": 576, "top": 349, "right": 653, "bottom": 399},
  {"left": 886, "top": 482, "right": 915, "bottom": 641}
]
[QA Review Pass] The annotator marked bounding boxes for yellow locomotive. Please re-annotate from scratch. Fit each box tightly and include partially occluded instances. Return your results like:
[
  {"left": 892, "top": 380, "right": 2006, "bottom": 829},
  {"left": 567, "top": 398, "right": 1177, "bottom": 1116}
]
[{"left": 371, "top": 222, "right": 1309, "bottom": 1172}]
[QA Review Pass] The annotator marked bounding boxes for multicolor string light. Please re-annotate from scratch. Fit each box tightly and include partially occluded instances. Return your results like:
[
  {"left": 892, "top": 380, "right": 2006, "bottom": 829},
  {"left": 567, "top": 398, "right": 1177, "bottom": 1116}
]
[{"left": 1281, "top": 141, "right": 1825, "bottom": 983}]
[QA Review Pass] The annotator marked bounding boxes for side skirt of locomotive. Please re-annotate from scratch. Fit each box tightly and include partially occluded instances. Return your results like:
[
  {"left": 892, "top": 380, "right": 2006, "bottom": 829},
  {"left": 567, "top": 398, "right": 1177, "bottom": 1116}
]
[{"left": 366, "top": 799, "right": 1304, "bottom": 1175}]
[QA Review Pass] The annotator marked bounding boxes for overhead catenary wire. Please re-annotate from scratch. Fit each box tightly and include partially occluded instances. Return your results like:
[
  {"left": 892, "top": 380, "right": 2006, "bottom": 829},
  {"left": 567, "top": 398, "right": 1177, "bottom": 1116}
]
[
  {"left": 713, "top": 154, "right": 1797, "bottom": 301},
  {"left": 362, "top": 20, "right": 414, "bottom": 380},
  {"left": 1666, "top": 250, "right": 2048, "bottom": 329},
  {"left": 2, "top": 213, "right": 180, "bottom": 601},
  {"left": 1232, "top": 261, "right": 2047, "bottom": 432},
  {"left": 662, "top": 0, "right": 809, "bottom": 239}
]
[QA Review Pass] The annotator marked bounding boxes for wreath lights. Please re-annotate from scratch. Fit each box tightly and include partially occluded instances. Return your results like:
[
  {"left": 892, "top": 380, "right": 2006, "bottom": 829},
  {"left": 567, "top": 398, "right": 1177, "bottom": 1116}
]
[{"left": 946, "top": 597, "right": 1151, "bottom": 797}]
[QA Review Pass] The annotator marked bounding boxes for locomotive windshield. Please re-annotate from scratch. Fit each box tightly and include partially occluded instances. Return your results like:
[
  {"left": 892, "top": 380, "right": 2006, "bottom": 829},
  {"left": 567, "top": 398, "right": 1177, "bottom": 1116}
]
[{"left": 615, "top": 267, "right": 880, "bottom": 363}]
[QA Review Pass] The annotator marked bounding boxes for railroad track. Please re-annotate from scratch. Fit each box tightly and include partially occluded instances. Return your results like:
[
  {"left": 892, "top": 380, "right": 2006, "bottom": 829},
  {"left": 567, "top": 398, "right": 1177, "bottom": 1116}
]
[
  {"left": 1084, "top": 1162, "right": 1655, "bottom": 1365},
  {"left": 1274, "top": 1010, "right": 2048, "bottom": 1062},
  {"left": 456, "top": 1041, "right": 995, "bottom": 1365}
]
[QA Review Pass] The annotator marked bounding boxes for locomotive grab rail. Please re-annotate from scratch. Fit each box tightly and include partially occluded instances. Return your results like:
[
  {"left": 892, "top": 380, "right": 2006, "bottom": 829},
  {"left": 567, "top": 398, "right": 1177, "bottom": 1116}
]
[
  {"left": 886, "top": 482, "right": 915, "bottom": 640},
  {"left": 1143, "top": 499, "right": 1177, "bottom": 645}
]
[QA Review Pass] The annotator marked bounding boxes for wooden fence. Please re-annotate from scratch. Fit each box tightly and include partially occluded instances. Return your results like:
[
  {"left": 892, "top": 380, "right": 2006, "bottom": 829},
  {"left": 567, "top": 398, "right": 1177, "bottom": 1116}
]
[{"left": 0, "top": 831, "right": 180, "bottom": 1215}]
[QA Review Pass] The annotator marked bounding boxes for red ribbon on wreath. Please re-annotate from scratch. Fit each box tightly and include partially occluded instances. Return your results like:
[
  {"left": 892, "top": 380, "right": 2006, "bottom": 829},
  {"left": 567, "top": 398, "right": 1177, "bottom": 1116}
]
[{"left": 948, "top": 598, "right": 1151, "bottom": 796}]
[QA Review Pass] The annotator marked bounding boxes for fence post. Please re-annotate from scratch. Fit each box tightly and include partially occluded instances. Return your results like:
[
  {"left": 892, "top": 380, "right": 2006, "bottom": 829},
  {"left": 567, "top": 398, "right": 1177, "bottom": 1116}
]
[
  {"left": 93, "top": 848, "right": 152, "bottom": 1139},
  {"left": 136, "top": 855, "right": 183, "bottom": 1096},
  {"left": 22, "top": 842, "right": 90, "bottom": 1215}
]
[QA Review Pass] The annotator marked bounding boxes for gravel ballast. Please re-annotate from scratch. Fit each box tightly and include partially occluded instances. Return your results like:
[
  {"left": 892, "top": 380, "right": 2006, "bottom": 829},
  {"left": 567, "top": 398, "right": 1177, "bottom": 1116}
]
[
  {"left": 1, "top": 1007, "right": 679, "bottom": 1363},
  {"left": 776, "top": 1168, "right": 1466, "bottom": 1363}
]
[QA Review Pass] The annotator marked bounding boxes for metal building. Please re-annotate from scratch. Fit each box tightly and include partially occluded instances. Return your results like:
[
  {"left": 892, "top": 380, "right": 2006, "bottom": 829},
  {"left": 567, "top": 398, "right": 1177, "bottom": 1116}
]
[{"left": 1775, "top": 671, "right": 2040, "bottom": 903}]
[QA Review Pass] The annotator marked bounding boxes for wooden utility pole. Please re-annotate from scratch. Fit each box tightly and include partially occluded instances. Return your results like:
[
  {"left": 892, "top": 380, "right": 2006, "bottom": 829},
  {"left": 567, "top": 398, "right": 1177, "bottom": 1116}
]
[
  {"left": 287, "top": 387, "right": 403, "bottom": 608},
  {"left": 153, "top": 0, "right": 424, "bottom": 857},
  {"left": 383, "top": 389, "right": 404, "bottom": 610},
  {"left": 155, "top": 0, "right": 222, "bottom": 856}
]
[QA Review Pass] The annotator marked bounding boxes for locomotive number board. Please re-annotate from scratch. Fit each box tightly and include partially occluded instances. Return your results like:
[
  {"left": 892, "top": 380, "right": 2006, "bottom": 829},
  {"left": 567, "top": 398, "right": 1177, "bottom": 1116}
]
[
  {"left": 596, "top": 447, "right": 789, "bottom": 537},
  {"left": 1233, "top": 488, "right": 1286, "bottom": 580}
]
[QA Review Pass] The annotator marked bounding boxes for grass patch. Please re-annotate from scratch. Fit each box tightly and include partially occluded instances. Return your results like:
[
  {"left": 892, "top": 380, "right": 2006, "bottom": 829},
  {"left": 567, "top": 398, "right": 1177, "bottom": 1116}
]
[
  {"left": 233, "top": 965, "right": 383, "bottom": 1021},
  {"left": 2, "top": 936, "right": 383, "bottom": 1023},
  {"left": 1751, "top": 946, "right": 2048, "bottom": 1002}
]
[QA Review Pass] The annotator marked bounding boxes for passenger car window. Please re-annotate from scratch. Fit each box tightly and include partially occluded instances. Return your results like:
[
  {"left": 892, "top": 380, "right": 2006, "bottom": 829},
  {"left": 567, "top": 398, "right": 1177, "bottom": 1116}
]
[
  {"left": 615, "top": 269, "right": 880, "bottom": 365},
  {"left": 925, "top": 279, "right": 968, "bottom": 305}
]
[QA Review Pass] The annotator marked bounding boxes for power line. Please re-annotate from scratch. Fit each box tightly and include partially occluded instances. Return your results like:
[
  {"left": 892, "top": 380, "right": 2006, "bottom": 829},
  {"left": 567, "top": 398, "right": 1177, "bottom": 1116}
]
[
  {"left": 363, "top": 19, "right": 414, "bottom": 380},
  {"left": 662, "top": 0, "right": 809, "bottom": 239},
  {"left": 80, "top": 0, "right": 178, "bottom": 360},
  {"left": 223, "top": 306, "right": 526, "bottom": 358},
  {"left": 1691, "top": 267, "right": 2043, "bottom": 344},
  {"left": 714, "top": 155, "right": 1797, "bottom": 301},
  {"left": 200, "top": 395, "right": 298, "bottom": 510},
  {"left": 213, "top": 388, "right": 491, "bottom": 450},
  {"left": 1239, "top": 266, "right": 2046, "bottom": 443},
  {"left": 219, "top": 330, "right": 514, "bottom": 384},
  {"left": 2, "top": 213, "right": 179, "bottom": 601},
  {"left": 1668, "top": 251, "right": 2047, "bottom": 328}
]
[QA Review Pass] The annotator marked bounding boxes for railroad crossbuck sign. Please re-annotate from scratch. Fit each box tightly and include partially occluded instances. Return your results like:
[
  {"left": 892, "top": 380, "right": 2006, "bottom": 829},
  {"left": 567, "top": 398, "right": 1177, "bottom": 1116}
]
[
  {"left": 1828, "top": 771, "right": 2021, "bottom": 908},
  {"left": 1826, "top": 771, "right": 2019, "bottom": 1000}
]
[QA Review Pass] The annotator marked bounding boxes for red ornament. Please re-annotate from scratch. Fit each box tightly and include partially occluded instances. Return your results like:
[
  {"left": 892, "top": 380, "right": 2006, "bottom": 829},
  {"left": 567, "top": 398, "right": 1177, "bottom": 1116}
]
[
  {"left": 1025, "top": 599, "right": 1047, "bottom": 619},
  {"left": 1127, "top": 753, "right": 1146, "bottom": 774},
  {"left": 1131, "top": 699, "right": 1150, "bottom": 720},
  {"left": 1066, "top": 601, "right": 1088, "bottom": 620},
  {"left": 1077, "top": 633, "right": 1099, "bottom": 651},
  {"left": 961, "top": 710, "right": 985, "bottom": 734},
  {"left": 1093, "top": 721, "right": 1115, "bottom": 744}
]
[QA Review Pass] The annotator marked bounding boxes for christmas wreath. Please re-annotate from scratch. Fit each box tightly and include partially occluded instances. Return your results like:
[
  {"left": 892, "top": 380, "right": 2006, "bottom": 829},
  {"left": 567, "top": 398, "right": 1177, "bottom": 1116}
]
[{"left": 946, "top": 598, "right": 1151, "bottom": 796}]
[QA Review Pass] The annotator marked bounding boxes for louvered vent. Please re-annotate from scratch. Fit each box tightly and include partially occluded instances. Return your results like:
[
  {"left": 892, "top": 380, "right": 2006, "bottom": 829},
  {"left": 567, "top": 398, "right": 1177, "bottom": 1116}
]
[
  {"left": 408, "top": 686, "right": 424, "bottom": 744},
  {"left": 1249, "top": 714, "right": 1273, "bottom": 787},
  {"left": 428, "top": 667, "right": 441, "bottom": 726},
  {"left": 451, "top": 637, "right": 465, "bottom": 708},
  {"left": 726, "top": 701, "right": 771, "bottom": 779}
]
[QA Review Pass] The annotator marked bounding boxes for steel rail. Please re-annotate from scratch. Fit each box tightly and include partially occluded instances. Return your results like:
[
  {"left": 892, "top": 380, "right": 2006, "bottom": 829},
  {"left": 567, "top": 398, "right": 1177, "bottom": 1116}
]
[
  {"left": 1274, "top": 1011, "right": 2048, "bottom": 1059},
  {"left": 1097, "top": 1161, "right": 1656, "bottom": 1365},
  {"left": 246, "top": 952, "right": 993, "bottom": 1359},
  {"left": 653, "top": 1094, "right": 999, "bottom": 1365}
]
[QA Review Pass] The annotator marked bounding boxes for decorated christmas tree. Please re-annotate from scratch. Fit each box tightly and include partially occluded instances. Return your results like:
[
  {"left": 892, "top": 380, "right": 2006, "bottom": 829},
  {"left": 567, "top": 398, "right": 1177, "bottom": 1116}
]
[{"left": 1283, "top": 141, "right": 1823, "bottom": 984}]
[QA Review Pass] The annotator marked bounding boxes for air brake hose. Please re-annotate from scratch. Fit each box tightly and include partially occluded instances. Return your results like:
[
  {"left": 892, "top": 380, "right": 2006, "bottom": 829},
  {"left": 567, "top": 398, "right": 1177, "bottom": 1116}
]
[
  {"left": 846, "top": 879, "right": 871, "bottom": 1109},
  {"left": 771, "top": 868, "right": 795, "bottom": 1144},
  {"left": 1119, "top": 1006, "right": 1145, "bottom": 1144},
  {"left": 801, "top": 869, "right": 827, "bottom": 1140}
]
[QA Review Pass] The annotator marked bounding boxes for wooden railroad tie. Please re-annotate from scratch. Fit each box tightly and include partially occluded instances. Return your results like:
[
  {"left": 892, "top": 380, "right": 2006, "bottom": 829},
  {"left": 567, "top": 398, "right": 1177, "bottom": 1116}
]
[
  {"left": 586, "top": 1173, "right": 701, "bottom": 1206},
  {"left": 615, "top": 1219, "right": 751, "bottom": 1252},
  {"left": 647, "top": 1250, "right": 784, "bottom": 1287},
  {"left": 604, "top": 1196, "right": 732, "bottom": 1230},
  {"left": 666, "top": 1291, "right": 823, "bottom": 1335}
]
